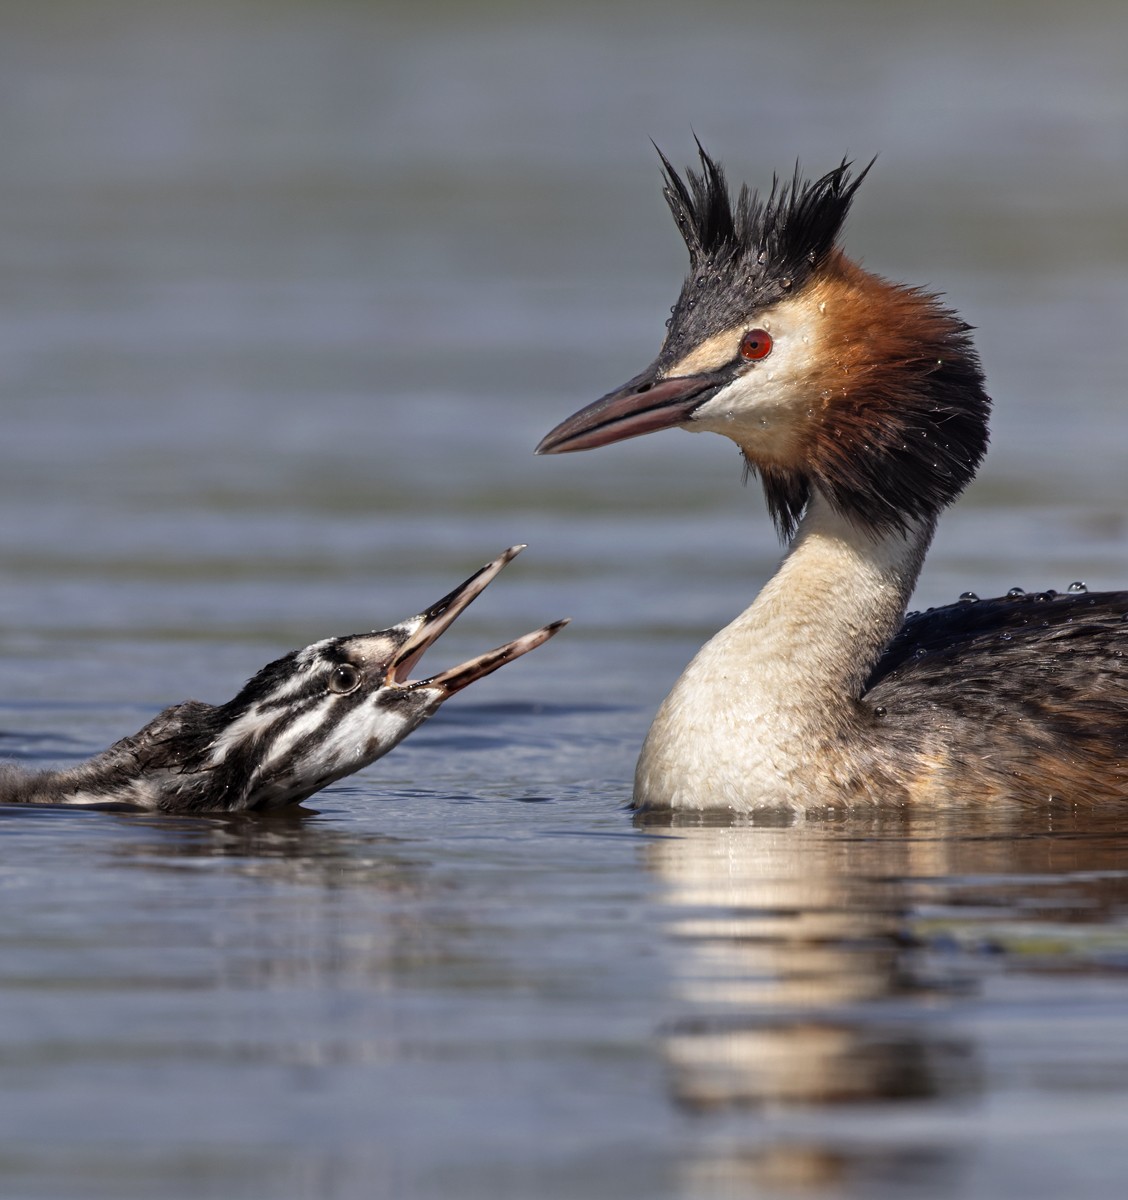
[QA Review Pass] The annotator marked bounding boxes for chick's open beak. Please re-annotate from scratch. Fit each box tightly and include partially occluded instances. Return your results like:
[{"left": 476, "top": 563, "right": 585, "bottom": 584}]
[{"left": 389, "top": 546, "right": 569, "bottom": 695}]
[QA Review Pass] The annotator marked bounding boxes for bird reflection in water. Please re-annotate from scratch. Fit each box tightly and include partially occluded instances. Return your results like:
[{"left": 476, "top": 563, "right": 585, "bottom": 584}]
[{"left": 637, "top": 805, "right": 1128, "bottom": 1196}]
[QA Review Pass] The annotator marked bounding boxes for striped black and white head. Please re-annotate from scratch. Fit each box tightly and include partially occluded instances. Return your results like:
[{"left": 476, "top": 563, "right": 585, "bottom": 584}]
[
  {"left": 538, "top": 145, "right": 991, "bottom": 540},
  {"left": 106, "top": 547, "right": 566, "bottom": 813}
]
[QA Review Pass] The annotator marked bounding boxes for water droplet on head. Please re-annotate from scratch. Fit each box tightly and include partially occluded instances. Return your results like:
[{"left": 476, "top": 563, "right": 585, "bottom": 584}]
[
  {"left": 959, "top": 592, "right": 980, "bottom": 603},
  {"left": 1068, "top": 581, "right": 1088, "bottom": 593},
  {"left": 1000, "top": 632, "right": 1013, "bottom": 641},
  {"left": 873, "top": 706, "right": 887, "bottom": 719},
  {"left": 913, "top": 648, "right": 928, "bottom": 659},
  {"left": 1007, "top": 587, "right": 1026, "bottom": 599}
]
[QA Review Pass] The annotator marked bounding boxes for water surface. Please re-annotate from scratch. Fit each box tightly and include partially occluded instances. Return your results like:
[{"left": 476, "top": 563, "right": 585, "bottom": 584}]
[{"left": 2, "top": 3, "right": 1128, "bottom": 1197}]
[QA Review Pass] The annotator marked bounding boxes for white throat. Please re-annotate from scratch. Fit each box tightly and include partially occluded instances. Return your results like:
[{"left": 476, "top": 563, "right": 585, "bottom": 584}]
[{"left": 634, "top": 495, "right": 933, "bottom": 812}]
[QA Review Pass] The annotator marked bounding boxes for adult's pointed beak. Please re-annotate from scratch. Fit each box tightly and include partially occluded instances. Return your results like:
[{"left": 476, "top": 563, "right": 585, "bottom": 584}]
[
  {"left": 389, "top": 546, "right": 569, "bottom": 696},
  {"left": 535, "top": 368, "right": 723, "bottom": 455}
]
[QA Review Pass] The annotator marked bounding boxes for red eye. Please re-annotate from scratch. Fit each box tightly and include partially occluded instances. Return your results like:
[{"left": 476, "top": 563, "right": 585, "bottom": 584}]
[{"left": 739, "top": 328, "right": 773, "bottom": 361}]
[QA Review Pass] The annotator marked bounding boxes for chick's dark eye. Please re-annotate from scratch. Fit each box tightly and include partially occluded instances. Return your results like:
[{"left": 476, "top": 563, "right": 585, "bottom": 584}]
[
  {"left": 328, "top": 663, "right": 360, "bottom": 694},
  {"left": 739, "top": 328, "right": 773, "bottom": 361}
]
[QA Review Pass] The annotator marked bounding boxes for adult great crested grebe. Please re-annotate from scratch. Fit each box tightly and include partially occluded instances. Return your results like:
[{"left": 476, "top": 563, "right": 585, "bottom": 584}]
[
  {"left": 538, "top": 146, "right": 1128, "bottom": 813},
  {"left": 0, "top": 547, "right": 566, "bottom": 813}
]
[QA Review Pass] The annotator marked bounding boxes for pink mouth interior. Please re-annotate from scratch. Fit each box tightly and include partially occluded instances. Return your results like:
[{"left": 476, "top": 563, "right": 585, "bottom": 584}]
[{"left": 390, "top": 646, "right": 427, "bottom": 685}]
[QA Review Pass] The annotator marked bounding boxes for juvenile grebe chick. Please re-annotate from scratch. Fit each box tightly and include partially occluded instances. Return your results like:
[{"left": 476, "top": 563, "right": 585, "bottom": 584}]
[
  {"left": 538, "top": 147, "right": 1128, "bottom": 812},
  {"left": 0, "top": 547, "right": 566, "bottom": 813}
]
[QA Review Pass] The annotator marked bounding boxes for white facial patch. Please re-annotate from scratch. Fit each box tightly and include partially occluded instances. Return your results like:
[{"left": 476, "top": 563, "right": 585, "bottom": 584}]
[
  {"left": 667, "top": 328, "right": 745, "bottom": 377},
  {"left": 675, "top": 297, "right": 826, "bottom": 460}
]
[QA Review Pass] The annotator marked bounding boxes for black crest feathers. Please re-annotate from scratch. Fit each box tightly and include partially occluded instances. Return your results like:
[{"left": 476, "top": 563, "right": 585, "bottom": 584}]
[
  {"left": 655, "top": 143, "right": 872, "bottom": 365},
  {"left": 651, "top": 146, "right": 990, "bottom": 543}
]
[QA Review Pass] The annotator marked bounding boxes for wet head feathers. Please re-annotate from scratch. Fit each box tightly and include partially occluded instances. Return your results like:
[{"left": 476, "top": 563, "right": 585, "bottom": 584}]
[
  {"left": 656, "top": 143, "right": 872, "bottom": 364},
  {"left": 657, "top": 147, "right": 989, "bottom": 542}
]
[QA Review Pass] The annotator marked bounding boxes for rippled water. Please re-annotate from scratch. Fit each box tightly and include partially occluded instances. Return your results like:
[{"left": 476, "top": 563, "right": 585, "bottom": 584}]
[{"left": 2, "top": 2, "right": 1128, "bottom": 1197}]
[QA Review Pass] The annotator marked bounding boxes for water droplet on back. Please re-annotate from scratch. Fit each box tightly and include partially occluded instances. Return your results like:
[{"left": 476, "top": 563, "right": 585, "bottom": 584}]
[
  {"left": 1007, "top": 587, "right": 1026, "bottom": 599},
  {"left": 1067, "top": 581, "right": 1088, "bottom": 593},
  {"left": 959, "top": 591, "right": 979, "bottom": 603}
]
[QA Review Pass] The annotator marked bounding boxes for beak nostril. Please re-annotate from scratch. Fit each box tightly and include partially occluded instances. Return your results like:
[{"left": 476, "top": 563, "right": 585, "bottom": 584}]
[{"left": 636, "top": 382, "right": 653, "bottom": 394}]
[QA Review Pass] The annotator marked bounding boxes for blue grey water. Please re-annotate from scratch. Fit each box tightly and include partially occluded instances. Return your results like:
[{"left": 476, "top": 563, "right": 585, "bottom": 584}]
[{"left": 2, "top": 2, "right": 1128, "bottom": 1197}]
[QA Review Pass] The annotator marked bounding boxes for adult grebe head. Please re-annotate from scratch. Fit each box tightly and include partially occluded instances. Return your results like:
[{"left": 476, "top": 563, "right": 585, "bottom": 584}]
[{"left": 538, "top": 146, "right": 990, "bottom": 541}]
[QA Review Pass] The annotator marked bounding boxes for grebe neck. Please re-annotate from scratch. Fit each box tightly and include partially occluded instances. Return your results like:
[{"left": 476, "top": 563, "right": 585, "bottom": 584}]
[{"left": 634, "top": 495, "right": 934, "bottom": 811}]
